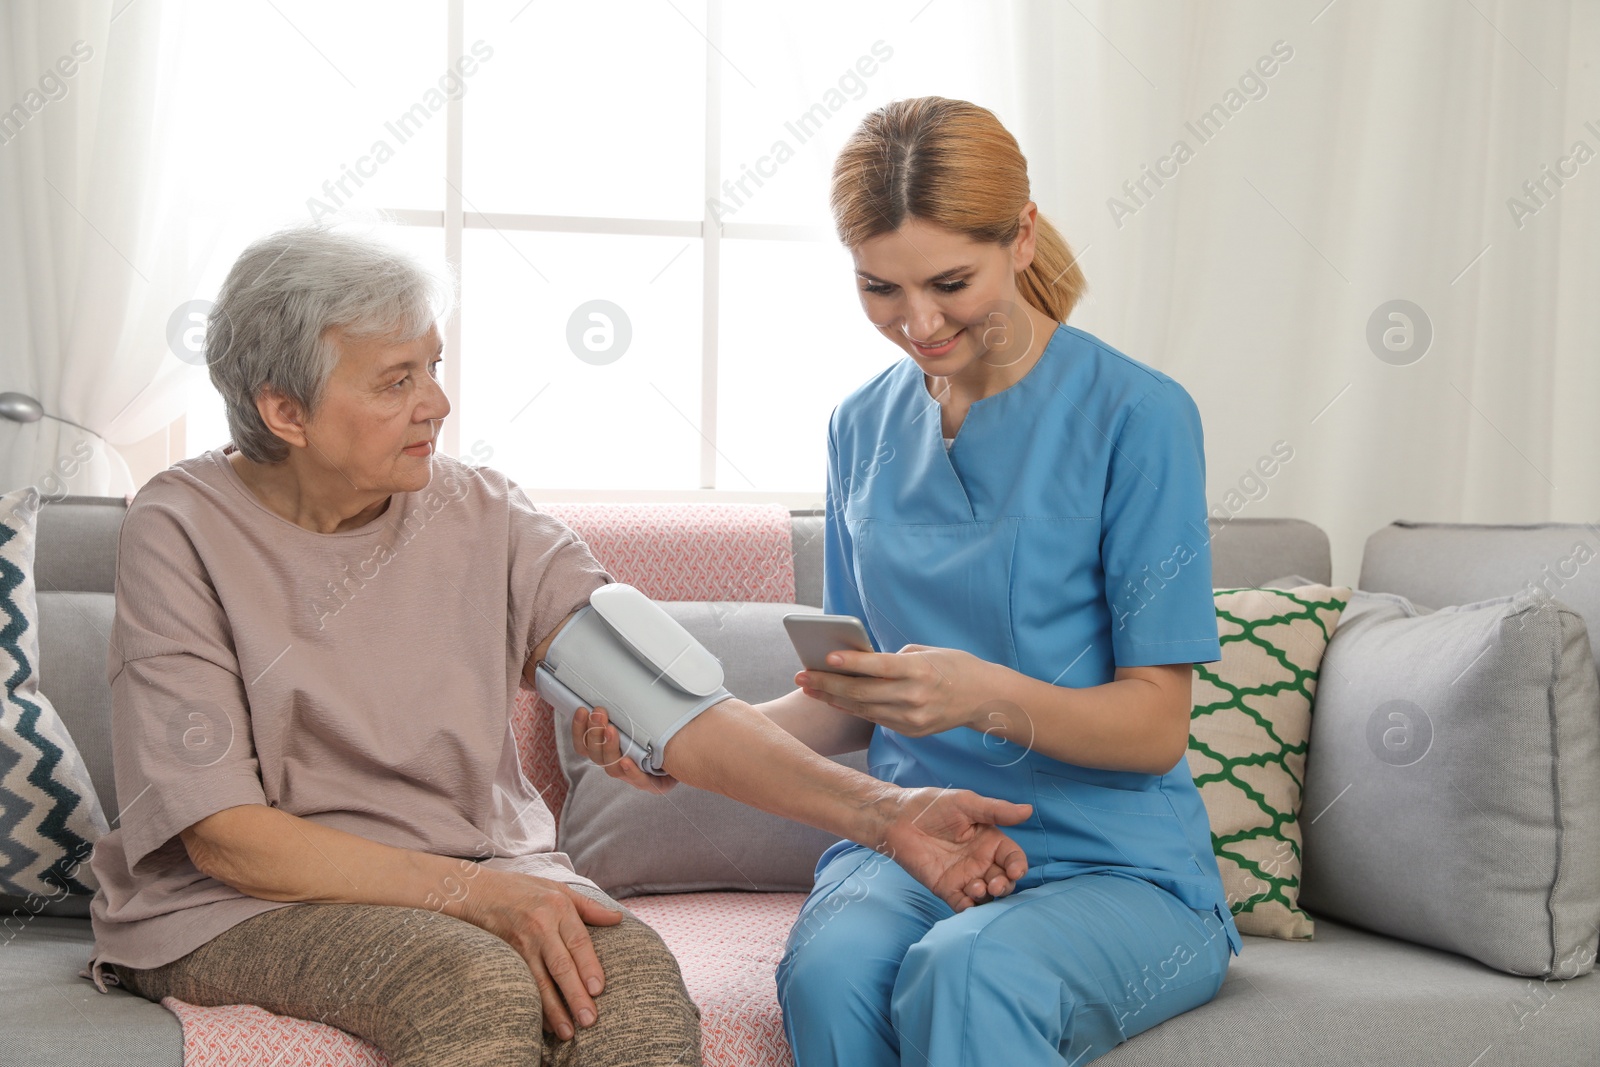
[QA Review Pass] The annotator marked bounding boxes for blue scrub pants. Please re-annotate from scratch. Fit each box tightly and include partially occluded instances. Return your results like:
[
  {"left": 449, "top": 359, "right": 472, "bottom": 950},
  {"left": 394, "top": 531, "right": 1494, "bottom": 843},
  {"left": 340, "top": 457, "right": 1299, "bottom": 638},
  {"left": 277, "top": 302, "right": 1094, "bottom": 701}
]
[{"left": 776, "top": 844, "right": 1232, "bottom": 1067}]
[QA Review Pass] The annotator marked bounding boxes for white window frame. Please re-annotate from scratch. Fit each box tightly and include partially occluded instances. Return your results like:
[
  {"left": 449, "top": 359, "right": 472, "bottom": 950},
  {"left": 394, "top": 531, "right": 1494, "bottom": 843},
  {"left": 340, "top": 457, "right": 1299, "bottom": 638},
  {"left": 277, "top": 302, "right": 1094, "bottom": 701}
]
[{"left": 376, "top": 0, "right": 831, "bottom": 505}]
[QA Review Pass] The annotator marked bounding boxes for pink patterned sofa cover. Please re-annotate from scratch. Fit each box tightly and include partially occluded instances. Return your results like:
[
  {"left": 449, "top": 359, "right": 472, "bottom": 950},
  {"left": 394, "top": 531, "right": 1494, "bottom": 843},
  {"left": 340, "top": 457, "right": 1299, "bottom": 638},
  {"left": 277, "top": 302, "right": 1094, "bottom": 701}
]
[{"left": 165, "top": 503, "right": 806, "bottom": 1067}]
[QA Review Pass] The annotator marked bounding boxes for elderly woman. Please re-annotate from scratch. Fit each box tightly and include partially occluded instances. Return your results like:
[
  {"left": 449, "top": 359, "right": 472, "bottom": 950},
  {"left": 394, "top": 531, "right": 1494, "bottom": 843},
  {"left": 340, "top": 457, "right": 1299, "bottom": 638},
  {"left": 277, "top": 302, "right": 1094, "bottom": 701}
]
[{"left": 83, "top": 223, "right": 1033, "bottom": 1067}]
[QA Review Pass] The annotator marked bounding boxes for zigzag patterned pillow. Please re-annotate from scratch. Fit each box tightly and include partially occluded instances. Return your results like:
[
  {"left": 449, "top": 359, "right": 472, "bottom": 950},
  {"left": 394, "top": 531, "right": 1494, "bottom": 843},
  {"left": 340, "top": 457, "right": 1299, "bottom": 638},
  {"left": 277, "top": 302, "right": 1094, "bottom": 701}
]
[
  {"left": 1186, "top": 582, "right": 1350, "bottom": 940},
  {"left": 0, "top": 487, "right": 108, "bottom": 902}
]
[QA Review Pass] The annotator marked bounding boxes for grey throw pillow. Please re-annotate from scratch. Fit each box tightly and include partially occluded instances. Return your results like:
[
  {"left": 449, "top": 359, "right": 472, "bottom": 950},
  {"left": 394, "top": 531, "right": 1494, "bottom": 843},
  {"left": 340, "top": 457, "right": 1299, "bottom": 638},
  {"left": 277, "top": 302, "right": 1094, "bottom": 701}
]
[
  {"left": 555, "top": 601, "right": 868, "bottom": 897},
  {"left": 1299, "top": 589, "right": 1600, "bottom": 978}
]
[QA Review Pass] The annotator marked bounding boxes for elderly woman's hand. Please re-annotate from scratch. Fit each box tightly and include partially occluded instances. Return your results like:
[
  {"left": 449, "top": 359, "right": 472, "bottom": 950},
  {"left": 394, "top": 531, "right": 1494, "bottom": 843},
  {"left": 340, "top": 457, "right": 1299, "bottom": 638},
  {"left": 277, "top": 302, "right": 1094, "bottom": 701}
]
[
  {"left": 876, "top": 786, "right": 1032, "bottom": 911},
  {"left": 457, "top": 867, "right": 624, "bottom": 1041},
  {"left": 571, "top": 705, "right": 680, "bottom": 794}
]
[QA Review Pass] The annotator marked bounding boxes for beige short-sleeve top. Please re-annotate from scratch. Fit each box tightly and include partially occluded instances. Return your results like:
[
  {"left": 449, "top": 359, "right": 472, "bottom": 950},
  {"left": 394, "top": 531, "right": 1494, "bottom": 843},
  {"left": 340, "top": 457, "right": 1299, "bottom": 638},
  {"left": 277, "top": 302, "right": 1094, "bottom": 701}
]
[{"left": 86, "top": 447, "right": 610, "bottom": 978}]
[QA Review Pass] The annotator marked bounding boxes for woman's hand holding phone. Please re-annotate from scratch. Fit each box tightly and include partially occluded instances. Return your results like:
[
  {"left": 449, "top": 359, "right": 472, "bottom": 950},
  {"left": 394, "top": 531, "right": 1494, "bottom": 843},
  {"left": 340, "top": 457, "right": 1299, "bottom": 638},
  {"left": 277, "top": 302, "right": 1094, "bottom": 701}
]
[
  {"left": 797, "top": 643, "right": 995, "bottom": 739},
  {"left": 783, "top": 612, "right": 876, "bottom": 677}
]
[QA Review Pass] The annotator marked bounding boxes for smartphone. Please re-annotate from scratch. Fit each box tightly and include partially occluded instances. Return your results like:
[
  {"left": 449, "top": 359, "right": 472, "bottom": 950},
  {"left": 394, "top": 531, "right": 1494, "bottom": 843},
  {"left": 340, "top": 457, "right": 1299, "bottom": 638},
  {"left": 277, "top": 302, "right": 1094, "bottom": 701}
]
[{"left": 783, "top": 612, "right": 875, "bottom": 677}]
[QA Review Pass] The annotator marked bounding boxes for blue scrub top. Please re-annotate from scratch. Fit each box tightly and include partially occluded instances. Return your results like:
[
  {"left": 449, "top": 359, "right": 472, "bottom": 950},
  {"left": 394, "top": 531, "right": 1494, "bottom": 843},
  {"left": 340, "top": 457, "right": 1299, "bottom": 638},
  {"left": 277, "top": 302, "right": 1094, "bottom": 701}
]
[{"left": 822, "top": 322, "right": 1242, "bottom": 956}]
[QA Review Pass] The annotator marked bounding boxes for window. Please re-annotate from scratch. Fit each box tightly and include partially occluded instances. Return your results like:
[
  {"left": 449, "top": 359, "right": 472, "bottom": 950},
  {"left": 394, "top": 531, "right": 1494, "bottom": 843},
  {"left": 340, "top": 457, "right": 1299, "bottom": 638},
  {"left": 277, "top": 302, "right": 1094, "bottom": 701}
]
[{"left": 177, "top": 0, "right": 1013, "bottom": 501}]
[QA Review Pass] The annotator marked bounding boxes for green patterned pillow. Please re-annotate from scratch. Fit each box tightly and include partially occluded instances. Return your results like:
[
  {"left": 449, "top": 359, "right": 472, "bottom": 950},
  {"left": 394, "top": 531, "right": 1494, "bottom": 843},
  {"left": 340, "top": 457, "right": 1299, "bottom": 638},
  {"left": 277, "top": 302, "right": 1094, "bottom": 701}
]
[
  {"left": 1, "top": 487, "right": 108, "bottom": 903},
  {"left": 1185, "top": 582, "right": 1349, "bottom": 940}
]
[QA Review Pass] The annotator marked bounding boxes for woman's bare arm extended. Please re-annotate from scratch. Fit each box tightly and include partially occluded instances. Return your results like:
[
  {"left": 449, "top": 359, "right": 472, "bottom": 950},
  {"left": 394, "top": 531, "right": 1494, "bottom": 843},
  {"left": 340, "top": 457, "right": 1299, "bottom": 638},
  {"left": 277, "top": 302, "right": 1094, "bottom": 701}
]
[
  {"left": 530, "top": 608, "right": 1029, "bottom": 907},
  {"left": 758, "top": 685, "right": 875, "bottom": 756},
  {"left": 573, "top": 697, "right": 1030, "bottom": 911},
  {"left": 180, "top": 806, "right": 619, "bottom": 1041}
]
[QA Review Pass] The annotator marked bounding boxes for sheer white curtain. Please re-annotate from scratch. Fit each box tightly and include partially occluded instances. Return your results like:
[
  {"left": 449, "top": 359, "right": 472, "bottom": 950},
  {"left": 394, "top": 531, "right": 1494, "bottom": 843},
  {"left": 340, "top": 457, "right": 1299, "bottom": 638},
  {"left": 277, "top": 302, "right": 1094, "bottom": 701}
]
[
  {"left": 0, "top": 0, "right": 198, "bottom": 497},
  {"left": 1003, "top": 0, "right": 1599, "bottom": 585},
  {"left": 4, "top": 0, "right": 1594, "bottom": 569}
]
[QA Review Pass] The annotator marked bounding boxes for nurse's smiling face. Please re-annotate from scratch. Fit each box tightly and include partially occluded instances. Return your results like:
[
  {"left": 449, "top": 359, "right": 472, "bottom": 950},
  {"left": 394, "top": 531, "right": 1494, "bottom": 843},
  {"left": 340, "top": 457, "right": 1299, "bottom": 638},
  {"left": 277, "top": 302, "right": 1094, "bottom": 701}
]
[{"left": 851, "top": 211, "right": 1057, "bottom": 395}]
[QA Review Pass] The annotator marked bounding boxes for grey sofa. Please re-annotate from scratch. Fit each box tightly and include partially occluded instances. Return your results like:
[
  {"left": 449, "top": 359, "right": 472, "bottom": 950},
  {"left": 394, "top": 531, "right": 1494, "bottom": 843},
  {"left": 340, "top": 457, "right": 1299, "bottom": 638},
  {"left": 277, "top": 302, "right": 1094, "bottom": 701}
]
[{"left": 4, "top": 497, "right": 1598, "bottom": 1067}]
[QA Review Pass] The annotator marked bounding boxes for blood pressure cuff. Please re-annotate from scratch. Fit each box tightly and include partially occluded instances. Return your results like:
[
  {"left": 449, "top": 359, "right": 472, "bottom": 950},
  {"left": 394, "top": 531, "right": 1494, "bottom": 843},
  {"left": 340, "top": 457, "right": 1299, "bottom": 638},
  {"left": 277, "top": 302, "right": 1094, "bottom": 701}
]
[{"left": 532, "top": 583, "right": 733, "bottom": 776}]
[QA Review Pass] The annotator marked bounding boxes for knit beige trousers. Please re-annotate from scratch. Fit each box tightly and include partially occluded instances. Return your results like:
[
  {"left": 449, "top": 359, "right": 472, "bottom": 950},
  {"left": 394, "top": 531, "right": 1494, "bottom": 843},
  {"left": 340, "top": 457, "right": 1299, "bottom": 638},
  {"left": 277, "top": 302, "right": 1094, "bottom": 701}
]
[{"left": 110, "top": 887, "right": 702, "bottom": 1067}]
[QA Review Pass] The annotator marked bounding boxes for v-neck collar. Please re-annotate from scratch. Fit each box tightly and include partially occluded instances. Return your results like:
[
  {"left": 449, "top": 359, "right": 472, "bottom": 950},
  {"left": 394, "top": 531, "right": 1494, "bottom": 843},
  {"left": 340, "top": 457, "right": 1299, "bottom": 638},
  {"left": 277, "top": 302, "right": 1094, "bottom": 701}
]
[
  {"left": 907, "top": 324, "right": 1066, "bottom": 520},
  {"left": 914, "top": 323, "right": 1065, "bottom": 438}
]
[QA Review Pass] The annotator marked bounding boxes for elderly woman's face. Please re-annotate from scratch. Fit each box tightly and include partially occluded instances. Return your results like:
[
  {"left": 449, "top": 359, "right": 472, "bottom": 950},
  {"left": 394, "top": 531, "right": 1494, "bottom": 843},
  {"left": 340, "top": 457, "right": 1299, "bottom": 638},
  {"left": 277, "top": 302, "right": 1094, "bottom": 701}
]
[{"left": 303, "top": 323, "right": 449, "bottom": 494}]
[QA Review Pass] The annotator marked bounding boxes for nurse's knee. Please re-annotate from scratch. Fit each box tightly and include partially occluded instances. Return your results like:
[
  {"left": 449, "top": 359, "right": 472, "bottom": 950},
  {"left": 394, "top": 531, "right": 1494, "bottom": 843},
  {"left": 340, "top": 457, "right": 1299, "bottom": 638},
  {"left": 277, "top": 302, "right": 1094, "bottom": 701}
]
[
  {"left": 779, "top": 888, "right": 914, "bottom": 1022},
  {"left": 779, "top": 907, "right": 880, "bottom": 1015},
  {"left": 896, "top": 915, "right": 1043, "bottom": 1017},
  {"left": 891, "top": 932, "right": 947, "bottom": 997},
  {"left": 776, "top": 938, "right": 841, "bottom": 1020}
]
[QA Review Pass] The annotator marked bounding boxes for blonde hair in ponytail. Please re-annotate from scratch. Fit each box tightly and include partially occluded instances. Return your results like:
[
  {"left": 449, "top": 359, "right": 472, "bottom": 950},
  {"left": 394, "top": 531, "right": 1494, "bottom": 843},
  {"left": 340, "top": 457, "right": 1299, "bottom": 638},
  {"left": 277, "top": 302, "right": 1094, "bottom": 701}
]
[{"left": 830, "top": 96, "right": 1086, "bottom": 322}]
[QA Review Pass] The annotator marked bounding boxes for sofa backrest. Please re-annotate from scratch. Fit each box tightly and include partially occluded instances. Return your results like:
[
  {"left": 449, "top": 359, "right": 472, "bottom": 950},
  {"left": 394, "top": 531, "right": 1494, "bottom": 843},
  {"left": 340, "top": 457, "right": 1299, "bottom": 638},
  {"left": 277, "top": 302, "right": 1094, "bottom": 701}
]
[
  {"left": 34, "top": 495, "right": 125, "bottom": 594},
  {"left": 33, "top": 497, "right": 1334, "bottom": 834},
  {"left": 1361, "top": 520, "right": 1600, "bottom": 685},
  {"left": 32, "top": 497, "right": 125, "bottom": 822},
  {"left": 788, "top": 512, "right": 1333, "bottom": 605}
]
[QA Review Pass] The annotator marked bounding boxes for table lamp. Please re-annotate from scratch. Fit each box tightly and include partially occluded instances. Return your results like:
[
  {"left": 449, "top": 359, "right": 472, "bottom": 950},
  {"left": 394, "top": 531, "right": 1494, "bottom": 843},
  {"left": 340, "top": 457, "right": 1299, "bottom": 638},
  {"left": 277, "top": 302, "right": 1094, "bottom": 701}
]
[{"left": 0, "top": 392, "right": 105, "bottom": 441}]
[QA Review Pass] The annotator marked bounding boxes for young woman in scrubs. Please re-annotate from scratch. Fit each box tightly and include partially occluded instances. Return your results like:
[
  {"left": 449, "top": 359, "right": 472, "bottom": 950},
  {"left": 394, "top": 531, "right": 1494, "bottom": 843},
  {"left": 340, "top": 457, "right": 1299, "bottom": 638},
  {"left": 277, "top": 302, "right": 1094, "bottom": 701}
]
[{"left": 580, "top": 95, "right": 1239, "bottom": 1065}]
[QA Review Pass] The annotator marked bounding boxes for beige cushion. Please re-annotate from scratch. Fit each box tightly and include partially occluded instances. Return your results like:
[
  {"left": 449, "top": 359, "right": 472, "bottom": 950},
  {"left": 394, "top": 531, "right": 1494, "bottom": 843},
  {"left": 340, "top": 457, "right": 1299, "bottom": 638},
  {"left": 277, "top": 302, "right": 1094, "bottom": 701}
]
[{"left": 1187, "top": 581, "right": 1350, "bottom": 940}]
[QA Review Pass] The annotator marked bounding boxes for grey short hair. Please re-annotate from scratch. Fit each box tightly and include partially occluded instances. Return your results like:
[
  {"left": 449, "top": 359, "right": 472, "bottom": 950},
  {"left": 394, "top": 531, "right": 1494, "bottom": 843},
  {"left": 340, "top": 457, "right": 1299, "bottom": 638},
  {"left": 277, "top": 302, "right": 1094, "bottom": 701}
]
[{"left": 206, "top": 221, "right": 456, "bottom": 463}]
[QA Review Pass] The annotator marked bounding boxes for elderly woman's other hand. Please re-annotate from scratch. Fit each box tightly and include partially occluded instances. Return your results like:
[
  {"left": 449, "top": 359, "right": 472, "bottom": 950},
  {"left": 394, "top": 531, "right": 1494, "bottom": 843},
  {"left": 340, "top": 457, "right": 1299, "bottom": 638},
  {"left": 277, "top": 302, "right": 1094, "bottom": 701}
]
[
  {"left": 457, "top": 868, "right": 624, "bottom": 1041},
  {"left": 180, "top": 803, "right": 628, "bottom": 1042}
]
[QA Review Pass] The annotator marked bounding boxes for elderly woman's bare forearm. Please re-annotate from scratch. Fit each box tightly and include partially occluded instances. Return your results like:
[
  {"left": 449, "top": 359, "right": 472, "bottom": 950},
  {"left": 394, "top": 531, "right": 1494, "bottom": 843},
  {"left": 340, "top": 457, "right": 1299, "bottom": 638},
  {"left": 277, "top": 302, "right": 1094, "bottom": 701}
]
[
  {"left": 756, "top": 686, "right": 874, "bottom": 756},
  {"left": 180, "top": 804, "right": 495, "bottom": 919},
  {"left": 659, "top": 699, "right": 901, "bottom": 848},
  {"left": 656, "top": 699, "right": 1033, "bottom": 910}
]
